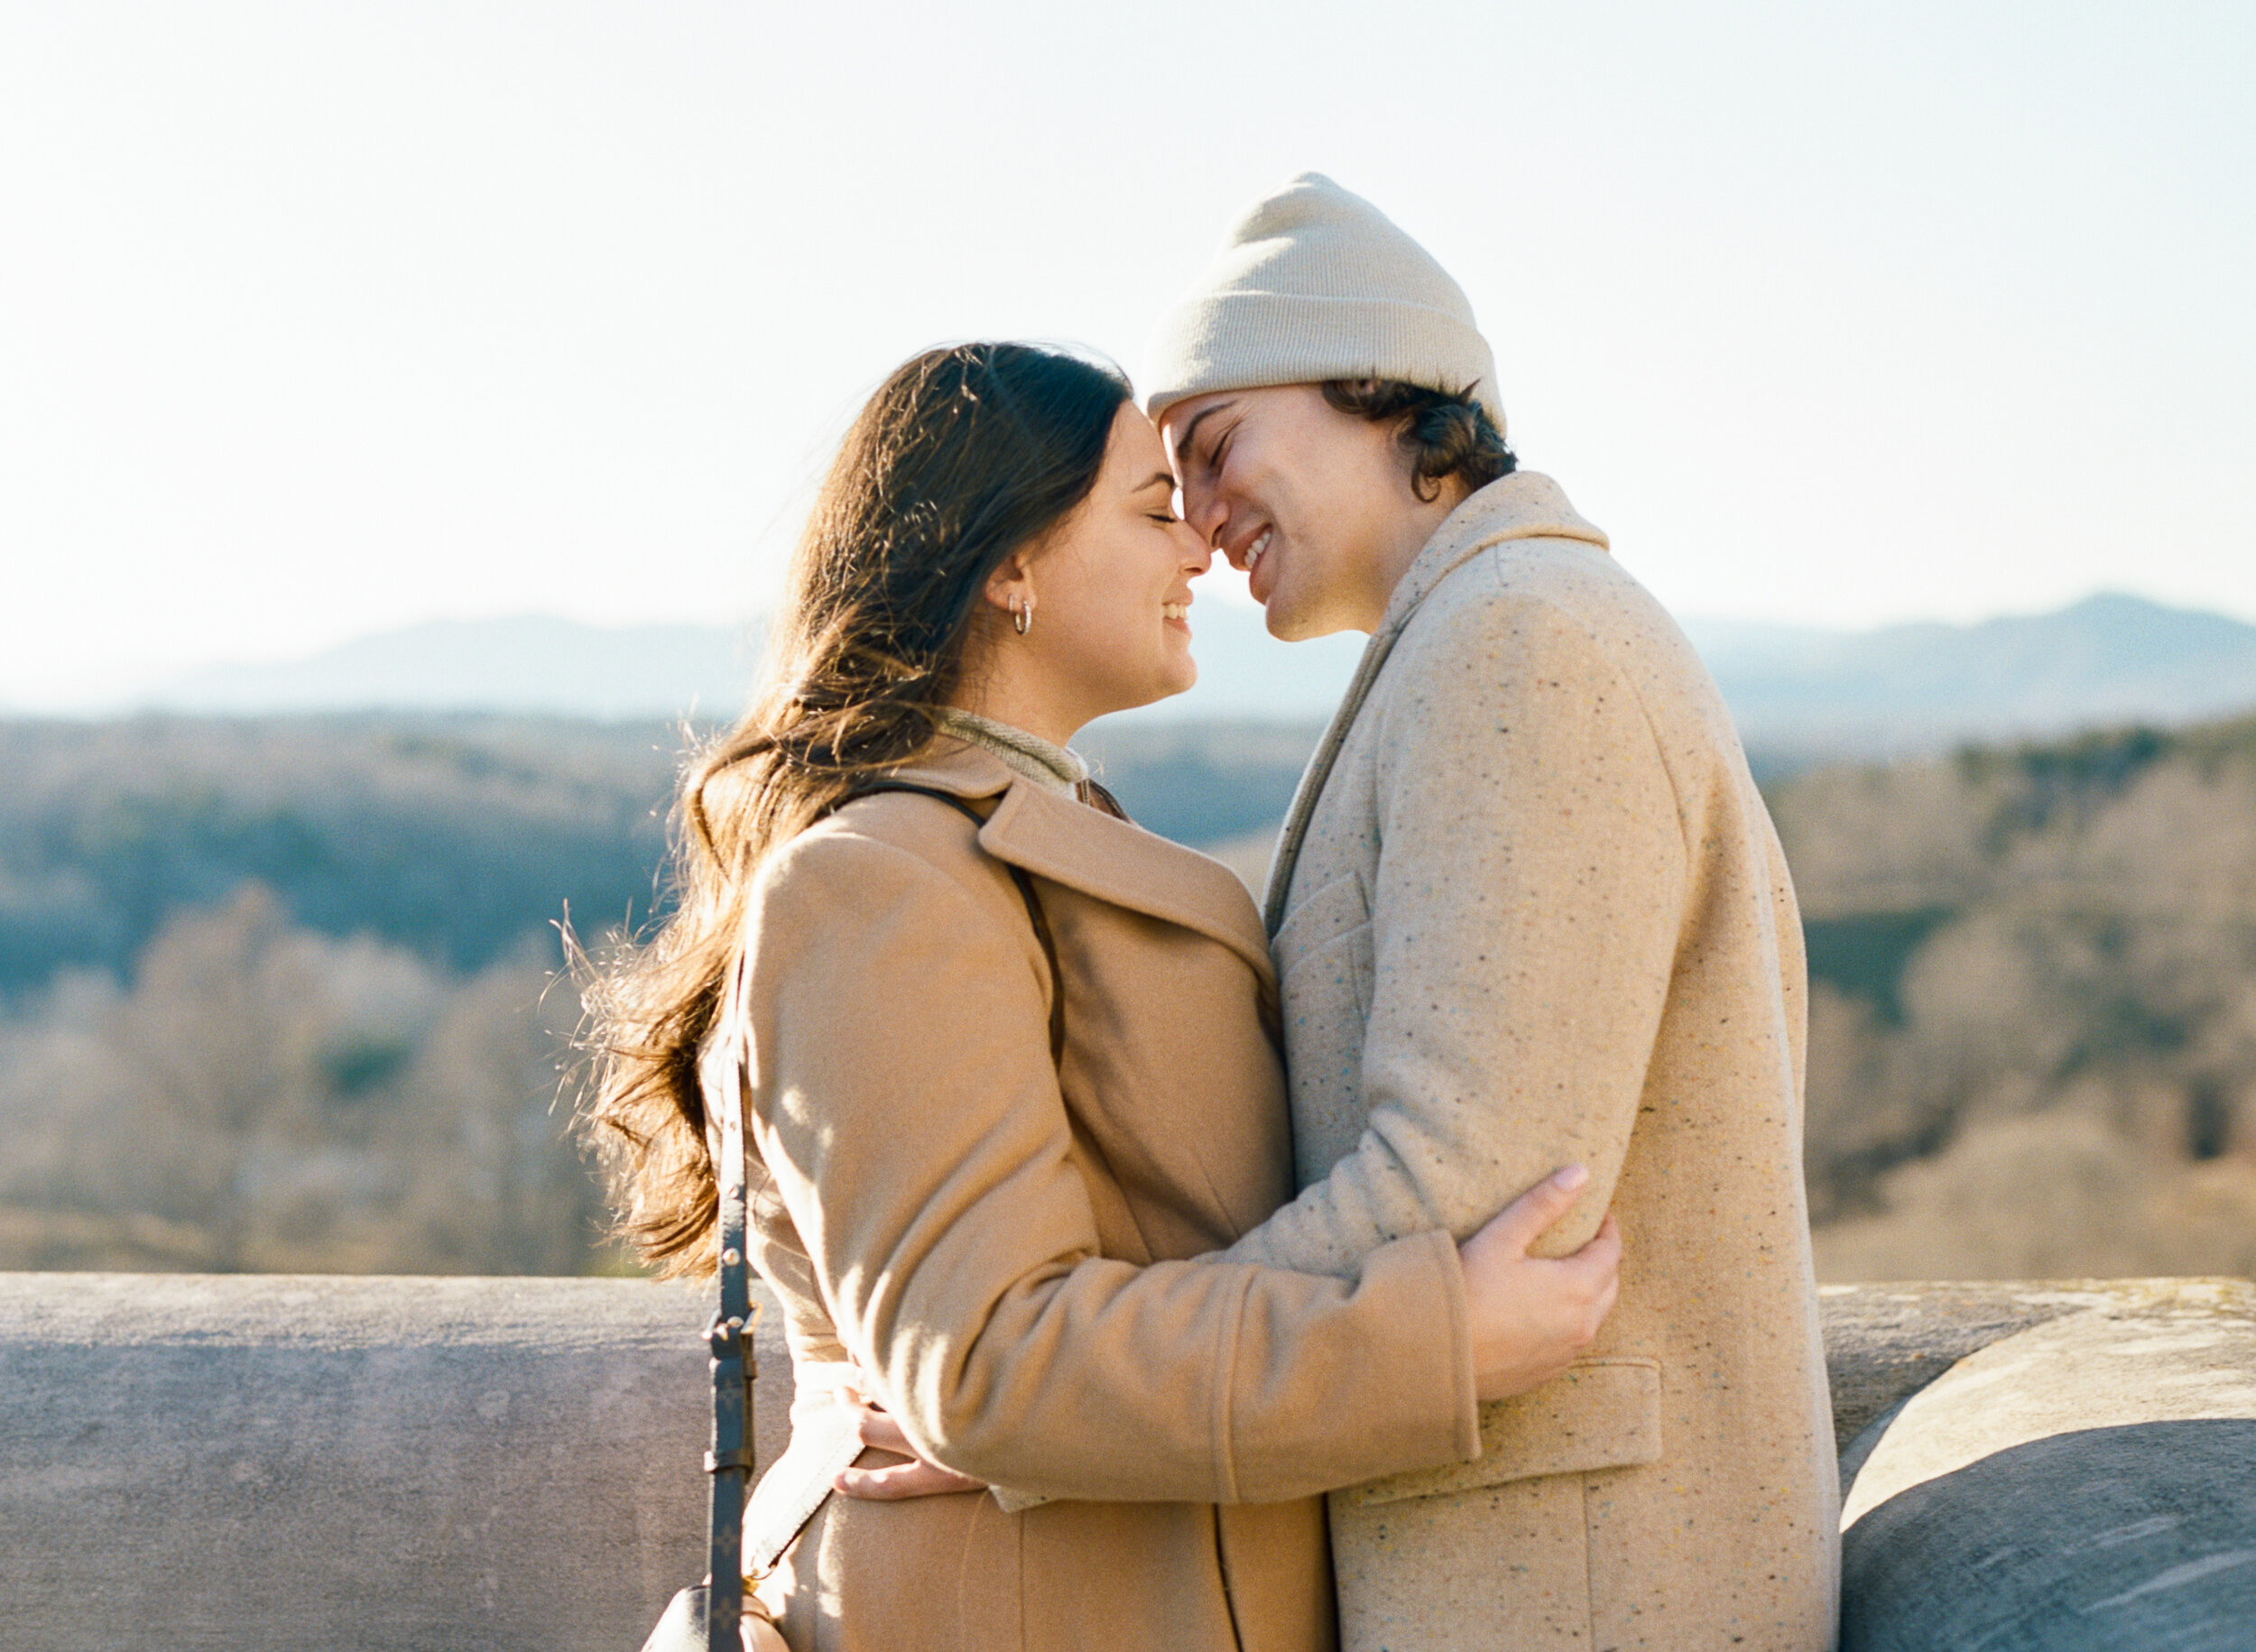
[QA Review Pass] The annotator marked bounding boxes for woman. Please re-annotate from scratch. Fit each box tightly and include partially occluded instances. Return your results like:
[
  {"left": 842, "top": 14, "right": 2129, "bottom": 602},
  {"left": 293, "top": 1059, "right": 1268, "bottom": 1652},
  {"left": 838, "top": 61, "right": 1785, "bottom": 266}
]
[{"left": 582, "top": 342, "right": 1621, "bottom": 1652}]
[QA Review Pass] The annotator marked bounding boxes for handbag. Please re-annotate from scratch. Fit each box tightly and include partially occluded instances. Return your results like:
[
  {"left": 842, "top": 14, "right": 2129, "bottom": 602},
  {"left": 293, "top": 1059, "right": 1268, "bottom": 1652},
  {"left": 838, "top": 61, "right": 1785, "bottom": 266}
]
[{"left": 639, "top": 782, "right": 1065, "bottom": 1651}]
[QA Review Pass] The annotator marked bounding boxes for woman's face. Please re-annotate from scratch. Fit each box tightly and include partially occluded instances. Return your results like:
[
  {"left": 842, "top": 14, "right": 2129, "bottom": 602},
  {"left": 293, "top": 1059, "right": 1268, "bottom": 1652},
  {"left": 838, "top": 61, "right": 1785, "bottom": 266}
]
[{"left": 993, "top": 402, "right": 1212, "bottom": 735}]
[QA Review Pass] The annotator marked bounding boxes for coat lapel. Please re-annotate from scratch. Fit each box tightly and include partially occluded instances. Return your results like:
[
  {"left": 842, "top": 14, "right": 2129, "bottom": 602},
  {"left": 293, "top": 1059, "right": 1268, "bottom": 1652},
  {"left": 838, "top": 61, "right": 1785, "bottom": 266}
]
[
  {"left": 882, "top": 741, "right": 1278, "bottom": 990},
  {"left": 983, "top": 783, "right": 1277, "bottom": 989},
  {"left": 1259, "top": 471, "right": 1611, "bottom": 935}
]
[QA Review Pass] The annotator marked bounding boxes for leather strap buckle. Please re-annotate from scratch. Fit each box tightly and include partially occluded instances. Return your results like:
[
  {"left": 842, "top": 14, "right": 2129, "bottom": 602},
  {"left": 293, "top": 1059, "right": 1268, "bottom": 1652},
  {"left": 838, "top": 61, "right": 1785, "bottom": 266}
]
[{"left": 707, "top": 1314, "right": 748, "bottom": 1360}]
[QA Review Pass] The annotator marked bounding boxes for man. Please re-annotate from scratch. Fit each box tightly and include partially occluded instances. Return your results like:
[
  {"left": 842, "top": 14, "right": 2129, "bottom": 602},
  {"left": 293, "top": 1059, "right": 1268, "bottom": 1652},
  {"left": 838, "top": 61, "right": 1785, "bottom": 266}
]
[{"left": 1144, "top": 173, "right": 1839, "bottom": 1650}]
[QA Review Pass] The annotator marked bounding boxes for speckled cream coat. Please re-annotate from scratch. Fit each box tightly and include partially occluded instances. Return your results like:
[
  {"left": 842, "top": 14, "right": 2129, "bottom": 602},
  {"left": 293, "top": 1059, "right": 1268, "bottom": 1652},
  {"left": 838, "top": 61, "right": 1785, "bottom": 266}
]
[
  {"left": 706, "top": 743, "right": 1486, "bottom": 1652},
  {"left": 1223, "top": 472, "right": 1842, "bottom": 1650}
]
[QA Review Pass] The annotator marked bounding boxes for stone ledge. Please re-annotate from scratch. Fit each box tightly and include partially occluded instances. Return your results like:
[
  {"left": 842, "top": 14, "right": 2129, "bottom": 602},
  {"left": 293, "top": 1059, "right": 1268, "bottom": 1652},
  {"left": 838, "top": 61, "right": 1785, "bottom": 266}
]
[
  {"left": 1817, "top": 1278, "right": 2129, "bottom": 1450},
  {"left": 3, "top": 1273, "right": 2251, "bottom": 1650},
  {"left": 1827, "top": 1278, "right": 2256, "bottom": 1650},
  {"left": 0, "top": 1272, "right": 785, "bottom": 1652}
]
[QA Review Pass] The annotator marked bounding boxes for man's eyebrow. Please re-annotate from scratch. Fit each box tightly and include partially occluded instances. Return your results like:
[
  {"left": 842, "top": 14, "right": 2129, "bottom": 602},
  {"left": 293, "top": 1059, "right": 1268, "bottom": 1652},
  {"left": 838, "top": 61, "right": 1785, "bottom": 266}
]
[{"left": 1170, "top": 401, "right": 1234, "bottom": 468}]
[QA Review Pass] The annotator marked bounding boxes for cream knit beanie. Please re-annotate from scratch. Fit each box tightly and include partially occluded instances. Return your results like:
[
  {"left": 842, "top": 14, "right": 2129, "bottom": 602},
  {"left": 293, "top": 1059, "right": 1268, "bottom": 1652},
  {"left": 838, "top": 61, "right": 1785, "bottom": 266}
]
[{"left": 1142, "top": 172, "right": 1501, "bottom": 432}]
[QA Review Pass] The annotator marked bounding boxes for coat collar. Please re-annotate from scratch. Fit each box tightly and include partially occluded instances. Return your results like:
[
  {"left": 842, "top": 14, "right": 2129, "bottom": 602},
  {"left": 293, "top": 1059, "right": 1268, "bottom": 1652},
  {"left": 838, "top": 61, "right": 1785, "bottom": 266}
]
[
  {"left": 881, "top": 740, "right": 1277, "bottom": 989},
  {"left": 1375, "top": 469, "right": 1607, "bottom": 638},
  {"left": 1260, "top": 471, "right": 1608, "bottom": 934}
]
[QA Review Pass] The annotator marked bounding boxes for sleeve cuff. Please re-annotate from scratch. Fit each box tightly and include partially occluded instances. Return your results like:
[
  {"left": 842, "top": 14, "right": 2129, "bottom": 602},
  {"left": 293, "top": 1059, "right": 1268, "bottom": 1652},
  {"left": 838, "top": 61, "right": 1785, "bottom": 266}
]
[{"left": 1419, "top": 1226, "right": 1484, "bottom": 1462}]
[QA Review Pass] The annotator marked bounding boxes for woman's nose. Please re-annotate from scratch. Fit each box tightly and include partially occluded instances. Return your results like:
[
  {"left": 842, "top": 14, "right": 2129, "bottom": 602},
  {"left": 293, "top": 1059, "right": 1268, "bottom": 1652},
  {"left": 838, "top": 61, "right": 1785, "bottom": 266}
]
[{"left": 1175, "top": 517, "right": 1213, "bottom": 574}]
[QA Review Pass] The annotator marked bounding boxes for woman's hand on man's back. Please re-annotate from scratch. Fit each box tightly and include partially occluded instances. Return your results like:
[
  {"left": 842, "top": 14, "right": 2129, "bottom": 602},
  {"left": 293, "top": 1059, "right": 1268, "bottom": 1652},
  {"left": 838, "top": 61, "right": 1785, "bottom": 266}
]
[{"left": 1458, "top": 1165, "right": 1622, "bottom": 1404}]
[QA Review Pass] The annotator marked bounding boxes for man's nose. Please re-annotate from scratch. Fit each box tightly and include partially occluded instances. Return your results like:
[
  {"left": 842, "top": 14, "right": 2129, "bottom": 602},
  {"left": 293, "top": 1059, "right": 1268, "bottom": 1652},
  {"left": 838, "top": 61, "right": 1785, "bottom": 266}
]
[{"left": 1182, "top": 479, "right": 1227, "bottom": 548}]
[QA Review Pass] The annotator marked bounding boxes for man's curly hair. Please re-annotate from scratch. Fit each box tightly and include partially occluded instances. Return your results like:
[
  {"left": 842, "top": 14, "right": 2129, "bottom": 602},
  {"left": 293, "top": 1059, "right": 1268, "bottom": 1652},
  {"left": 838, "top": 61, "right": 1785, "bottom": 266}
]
[{"left": 1321, "top": 378, "right": 1515, "bottom": 503}]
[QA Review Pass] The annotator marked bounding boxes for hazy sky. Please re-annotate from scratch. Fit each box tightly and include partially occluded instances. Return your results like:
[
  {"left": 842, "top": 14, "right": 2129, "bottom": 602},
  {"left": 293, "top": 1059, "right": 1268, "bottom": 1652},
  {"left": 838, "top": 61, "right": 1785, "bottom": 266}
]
[{"left": 5, "top": 2, "right": 2251, "bottom": 708}]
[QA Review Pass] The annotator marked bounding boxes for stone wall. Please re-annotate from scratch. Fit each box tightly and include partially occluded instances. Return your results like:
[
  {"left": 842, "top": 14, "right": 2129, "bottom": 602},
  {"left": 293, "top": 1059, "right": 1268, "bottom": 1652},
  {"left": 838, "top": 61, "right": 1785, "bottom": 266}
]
[
  {"left": 2, "top": 1273, "right": 2251, "bottom": 1650},
  {"left": 1824, "top": 1278, "right": 2256, "bottom": 1650}
]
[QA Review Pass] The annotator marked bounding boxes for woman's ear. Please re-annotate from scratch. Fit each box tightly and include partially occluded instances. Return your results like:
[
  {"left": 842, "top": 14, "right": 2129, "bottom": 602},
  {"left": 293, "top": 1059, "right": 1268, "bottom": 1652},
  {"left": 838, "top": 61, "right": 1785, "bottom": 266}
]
[{"left": 983, "top": 549, "right": 1034, "bottom": 618}]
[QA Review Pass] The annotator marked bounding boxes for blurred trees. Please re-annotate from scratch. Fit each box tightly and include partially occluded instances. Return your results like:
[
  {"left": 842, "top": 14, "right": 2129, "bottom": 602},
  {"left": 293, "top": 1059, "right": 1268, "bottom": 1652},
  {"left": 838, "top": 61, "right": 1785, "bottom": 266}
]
[
  {"left": 0, "top": 883, "right": 616, "bottom": 1273},
  {"left": 1775, "top": 718, "right": 2256, "bottom": 1278},
  {"left": 4, "top": 708, "right": 2255, "bottom": 1281},
  {"left": 0, "top": 712, "right": 1327, "bottom": 1277},
  {"left": 0, "top": 715, "right": 679, "bottom": 992}
]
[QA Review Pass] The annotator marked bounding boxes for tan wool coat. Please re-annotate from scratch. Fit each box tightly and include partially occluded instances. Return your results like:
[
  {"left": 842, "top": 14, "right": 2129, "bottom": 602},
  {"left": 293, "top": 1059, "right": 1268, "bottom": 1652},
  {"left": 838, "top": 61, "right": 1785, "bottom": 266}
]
[
  {"left": 704, "top": 743, "right": 1488, "bottom": 1652},
  {"left": 1225, "top": 471, "right": 1843, "bottom": 1650}
]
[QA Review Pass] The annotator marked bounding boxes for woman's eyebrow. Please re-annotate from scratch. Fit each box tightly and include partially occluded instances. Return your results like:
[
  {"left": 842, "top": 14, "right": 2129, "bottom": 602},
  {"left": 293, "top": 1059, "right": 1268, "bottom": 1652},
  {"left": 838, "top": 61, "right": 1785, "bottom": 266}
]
[{"left": 1135, "top": 471, "right": 1175, "bottom": 494}]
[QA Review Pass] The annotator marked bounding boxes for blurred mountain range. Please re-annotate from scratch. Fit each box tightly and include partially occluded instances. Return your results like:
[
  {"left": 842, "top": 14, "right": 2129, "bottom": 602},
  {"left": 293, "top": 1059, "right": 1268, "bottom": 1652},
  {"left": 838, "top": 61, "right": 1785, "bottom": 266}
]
[
  {"left": 81, "top": 592, "right": 2256, "bottom": 766},
  {"left": 142, "top": 616, "right": 767, "bottom": 724},
  {"left": 1683, "top": 593, "right": 2256, "bottom": 766},
  {"left": 127, "top": 605, "right": 1368, "bottom": 726}
]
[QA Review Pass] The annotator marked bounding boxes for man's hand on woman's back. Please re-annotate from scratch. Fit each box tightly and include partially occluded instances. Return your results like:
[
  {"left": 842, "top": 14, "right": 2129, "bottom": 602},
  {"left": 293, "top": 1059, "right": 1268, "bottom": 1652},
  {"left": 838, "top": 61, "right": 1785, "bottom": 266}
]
[{"left": 832, "top": 1389, "right": 990, "bottom": 1501}]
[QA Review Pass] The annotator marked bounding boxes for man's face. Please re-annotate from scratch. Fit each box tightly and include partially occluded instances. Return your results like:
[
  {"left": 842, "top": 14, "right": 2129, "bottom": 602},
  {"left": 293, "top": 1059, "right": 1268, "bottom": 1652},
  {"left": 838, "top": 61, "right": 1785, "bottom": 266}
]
[{"left": 1160, "top": 384, "right": 1420, "bottom": 640}]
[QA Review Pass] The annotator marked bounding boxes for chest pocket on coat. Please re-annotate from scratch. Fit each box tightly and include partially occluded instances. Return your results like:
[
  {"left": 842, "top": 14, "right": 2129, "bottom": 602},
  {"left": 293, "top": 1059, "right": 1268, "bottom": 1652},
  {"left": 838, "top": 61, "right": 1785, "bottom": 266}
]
[{"left": 1273, "top": 871, "right": 1376, "bottom": 1025}]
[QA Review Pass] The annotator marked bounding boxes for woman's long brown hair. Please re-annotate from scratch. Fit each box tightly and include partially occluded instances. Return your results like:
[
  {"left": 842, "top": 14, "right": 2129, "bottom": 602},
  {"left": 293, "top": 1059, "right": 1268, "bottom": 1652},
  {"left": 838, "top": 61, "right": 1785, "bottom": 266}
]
[{"left": 575, "top": 342, "right": 1131, "bottom": 1275}]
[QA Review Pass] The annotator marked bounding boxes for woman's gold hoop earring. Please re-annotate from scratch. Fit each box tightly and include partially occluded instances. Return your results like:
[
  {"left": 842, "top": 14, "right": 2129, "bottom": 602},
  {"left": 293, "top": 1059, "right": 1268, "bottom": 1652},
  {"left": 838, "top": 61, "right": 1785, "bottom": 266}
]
[{"left": 1012, "top": 595, "right": 1033, "bottom": 637}]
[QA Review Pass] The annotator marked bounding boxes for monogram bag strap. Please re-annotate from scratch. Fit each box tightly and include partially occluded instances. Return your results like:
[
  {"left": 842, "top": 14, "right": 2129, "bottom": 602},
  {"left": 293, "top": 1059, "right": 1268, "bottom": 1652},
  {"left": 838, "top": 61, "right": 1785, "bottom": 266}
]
[{"left": 699, "top": 997, "right": 757, "bottom": 1650}]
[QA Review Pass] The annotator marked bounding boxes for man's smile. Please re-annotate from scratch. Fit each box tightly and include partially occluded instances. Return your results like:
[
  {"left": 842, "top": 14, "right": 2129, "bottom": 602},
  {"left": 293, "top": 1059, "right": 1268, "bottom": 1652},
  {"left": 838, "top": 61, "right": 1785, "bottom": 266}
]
[{"left": 1219, "top": 518, "right": 1274, "bottom": 575}]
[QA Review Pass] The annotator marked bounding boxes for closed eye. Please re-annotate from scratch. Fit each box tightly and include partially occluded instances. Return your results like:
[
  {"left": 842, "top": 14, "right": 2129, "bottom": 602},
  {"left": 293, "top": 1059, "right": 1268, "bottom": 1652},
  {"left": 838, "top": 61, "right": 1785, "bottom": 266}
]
[
  {"left": 1136, "top": 470, "right": 1180, "bottom": 525},
  {"left": 1171, "top": 401, "right": 1238, "bottom": 477}
]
